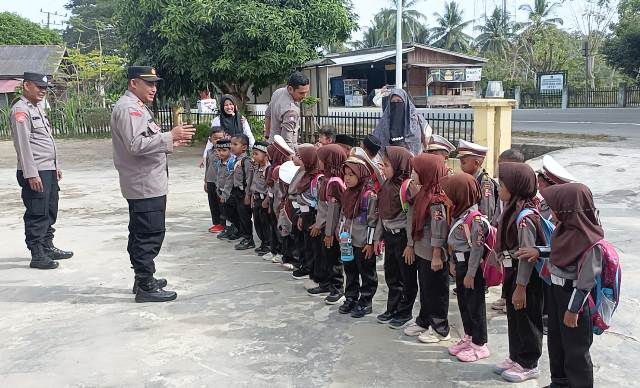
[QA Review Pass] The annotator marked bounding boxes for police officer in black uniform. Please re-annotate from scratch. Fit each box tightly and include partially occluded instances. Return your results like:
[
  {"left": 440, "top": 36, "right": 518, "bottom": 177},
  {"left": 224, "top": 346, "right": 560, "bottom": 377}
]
[
  {"left": 10, "top": 72, "right": 73, "bottom": 269},
  {"left": 111, "top": 66, "right": 195, "bottom": 303}
]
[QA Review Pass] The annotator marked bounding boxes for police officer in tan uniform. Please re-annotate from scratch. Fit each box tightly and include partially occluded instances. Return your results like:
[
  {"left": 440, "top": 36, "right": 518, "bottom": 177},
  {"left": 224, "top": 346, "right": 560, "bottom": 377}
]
[
  {"left": 10, "top": 72, "right": 73, "bottom": 270},
  {"left": 111, "top": 66, "right": 195, "bottom": 303},
  {"left": 264, "top": 71, "right": 310, "bottom": 148}
]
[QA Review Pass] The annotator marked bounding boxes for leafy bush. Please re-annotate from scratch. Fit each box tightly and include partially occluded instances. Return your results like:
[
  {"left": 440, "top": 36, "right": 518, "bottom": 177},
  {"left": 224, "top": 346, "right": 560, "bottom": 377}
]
[
  {"left": 194, "top": 123, "right": 210, "bottom": 144},
  {"left": 247, "top": 115, "right": 265, "bottom": 141}
]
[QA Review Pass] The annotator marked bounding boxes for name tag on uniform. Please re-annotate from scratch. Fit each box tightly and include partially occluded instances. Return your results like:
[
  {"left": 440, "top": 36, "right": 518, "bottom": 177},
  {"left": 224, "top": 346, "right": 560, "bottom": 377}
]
[
  {"left": 268, "top": 193, "right": 274, "bottom": 198},
  {"left": 300, "top": 205, "right": 310, "bottom": 212},
  {"left": 292, "top": 202, "right": 300, "bottom": 209},
  {"left": 455, "top": 252, "right": 466, "bottom": 262}
]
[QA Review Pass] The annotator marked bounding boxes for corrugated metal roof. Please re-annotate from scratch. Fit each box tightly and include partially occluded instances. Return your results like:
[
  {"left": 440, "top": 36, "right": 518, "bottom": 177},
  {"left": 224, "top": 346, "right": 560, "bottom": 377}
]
[
  {"left": 304, "top": 48, "right": 414, "bottom": 68},
  {"left": 0, "top": 45, "right": 67, "bottom": 79},
  {"left": 0, "top": 79, "right": 21, "bottom": 93}
]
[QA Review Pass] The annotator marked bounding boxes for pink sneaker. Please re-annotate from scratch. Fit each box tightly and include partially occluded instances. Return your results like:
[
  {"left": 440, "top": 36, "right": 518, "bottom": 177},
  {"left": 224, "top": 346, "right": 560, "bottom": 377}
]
[
  {"left": 447, "top": 335, "right": 471, "bottom": 356},
  {"left": 501, "top": 363, "right": 540, "bottom": 382},
  {"left": 456, "top": 343, "right": 490, "bottom": 362},
  {"left": 494, "top": 357, "right": 516, "bottom": 374}
]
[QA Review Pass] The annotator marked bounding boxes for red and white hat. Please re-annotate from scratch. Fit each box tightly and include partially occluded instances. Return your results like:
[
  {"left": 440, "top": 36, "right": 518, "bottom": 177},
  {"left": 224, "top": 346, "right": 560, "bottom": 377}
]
[
  {"left": 457, "top": 139, "right": 489, "bottom": 158},
  {"left": 427, "top": 134, "right": 455, "bottom": 154},
  {"left": 540, "top": 155, "right": 577, "bottom": 184},
  {"left": 273, "top": 134, "right": 295, "bottom": 156}
]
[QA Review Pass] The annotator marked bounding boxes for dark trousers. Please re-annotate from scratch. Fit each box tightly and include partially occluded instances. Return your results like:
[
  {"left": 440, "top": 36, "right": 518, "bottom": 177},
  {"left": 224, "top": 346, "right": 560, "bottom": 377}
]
[
  {"left": 299, "top": 211, "right": 318, "bottom": 275},
  {"left": 455, "top": 258, "right": 488, "bottom": 345},
  {"left": 126, "top": 195, "right": 166, "bottom": 279},
  {"left": 230, "top": 187, "right": 253, "bottom": 241},
  {"left": 17, "top": 170, "right": 59, "bottom": 250},
  {"left": 267, "top": 207, "right": 282, "bottom": 255},
  {"left": 547, "top": 283, "right": 594, "bottom": 388},
  {"left": 415, "top": 256, "right": 450, "bottom": 337},
  {"left": 344, "top": 247, "right": 378, "bottom": 307},
  {"left": 383, "top": 230, "right": 416, "bottom": 318},
  {"left": 206, "top": 182, "right": 221, "bottom": 225},
  {"left": 504, "top": 264, "right": 544, "bottom": 369},
  {"left": 319, "top": 238, "right": 343, "bottom": 291},
  {"left": 252, "top": 194, "right": 270, "bottom": 248}
]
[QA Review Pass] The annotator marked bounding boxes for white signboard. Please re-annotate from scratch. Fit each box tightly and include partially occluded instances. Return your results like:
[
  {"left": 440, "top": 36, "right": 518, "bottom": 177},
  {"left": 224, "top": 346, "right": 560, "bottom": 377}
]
[
  {"left": 539, "top": 74, "right": 564, "bottom": 93},
  {"left": 466, "top": 68, "right": 482, "bottom": 82}
]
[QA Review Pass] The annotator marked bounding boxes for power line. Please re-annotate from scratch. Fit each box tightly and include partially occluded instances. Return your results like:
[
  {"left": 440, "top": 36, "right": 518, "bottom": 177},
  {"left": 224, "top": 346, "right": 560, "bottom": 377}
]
[{"left": 40, "top": 9, "right": 67, "bottom": 29}]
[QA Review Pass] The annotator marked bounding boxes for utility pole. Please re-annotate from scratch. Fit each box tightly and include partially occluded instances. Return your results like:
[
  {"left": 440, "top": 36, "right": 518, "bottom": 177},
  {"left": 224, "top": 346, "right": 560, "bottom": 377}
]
[
  {"left": 40, "top": 9, "right": 66, "bottom": 29},
  {"left": 395, "top": 1, "right": 403, "bottom": 89}
]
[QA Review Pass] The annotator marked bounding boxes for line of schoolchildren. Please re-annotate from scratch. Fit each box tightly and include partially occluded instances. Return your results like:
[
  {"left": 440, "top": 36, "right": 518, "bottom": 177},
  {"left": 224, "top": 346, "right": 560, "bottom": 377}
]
[{"left": 204, "top": 124, "right": 611, "bottom": 387}]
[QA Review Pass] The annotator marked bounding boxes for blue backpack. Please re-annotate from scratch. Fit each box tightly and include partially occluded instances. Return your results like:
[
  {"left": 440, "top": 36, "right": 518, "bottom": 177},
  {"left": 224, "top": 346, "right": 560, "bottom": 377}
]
[{"left": 516, "top": 208, "right": 554, "bottom": 285}]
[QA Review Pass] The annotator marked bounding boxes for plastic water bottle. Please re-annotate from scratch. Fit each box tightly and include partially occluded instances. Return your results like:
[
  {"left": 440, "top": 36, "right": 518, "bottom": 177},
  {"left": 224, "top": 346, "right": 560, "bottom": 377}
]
[{"left": 339, "top": 231, "right": 354, "bottom": 262}]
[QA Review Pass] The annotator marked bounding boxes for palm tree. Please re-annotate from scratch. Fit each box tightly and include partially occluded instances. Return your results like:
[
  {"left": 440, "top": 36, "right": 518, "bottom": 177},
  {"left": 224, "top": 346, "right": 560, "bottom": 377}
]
[
  {"left": 377, "top": 0, "right": 429, "bottom": 44},
  {"left": 475, "top": 7, "right": 517, "bottom": 58},
  {"left": 431, "top": 1, "right": 473, "bottom": 52},
  {"left": 351, "top": 15, "right": 386, "bottom": 49},
  {"left": 519, "top": 0, "right": 564, "bottom": 31}
]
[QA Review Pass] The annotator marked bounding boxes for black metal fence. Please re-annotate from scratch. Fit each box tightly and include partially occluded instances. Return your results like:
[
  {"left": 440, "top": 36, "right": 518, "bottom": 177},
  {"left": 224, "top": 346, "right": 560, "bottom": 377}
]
[{"left": 510, "top": 86, "right": 640, "bottom": 109}]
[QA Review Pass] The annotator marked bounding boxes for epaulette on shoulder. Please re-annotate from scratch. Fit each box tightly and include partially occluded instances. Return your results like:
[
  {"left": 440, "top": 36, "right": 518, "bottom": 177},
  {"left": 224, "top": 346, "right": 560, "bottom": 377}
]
[{"left": 474, "top": 215, "right": 482, "bottom": 222}]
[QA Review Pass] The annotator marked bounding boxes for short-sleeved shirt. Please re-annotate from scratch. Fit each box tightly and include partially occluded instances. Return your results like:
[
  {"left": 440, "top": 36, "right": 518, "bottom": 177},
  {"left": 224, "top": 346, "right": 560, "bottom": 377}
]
[{"left": 10, "top": 96, "right": 58, "bottom": 178}]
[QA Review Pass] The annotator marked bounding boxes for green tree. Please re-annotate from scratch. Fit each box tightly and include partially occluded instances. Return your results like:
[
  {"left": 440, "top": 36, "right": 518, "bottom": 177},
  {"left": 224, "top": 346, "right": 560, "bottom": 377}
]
[
  {"left": 377, "top": 0, "right": 429, "bottom": 44},
  {"left": 63, "top": 0, "right": 120, "bottom": 55},
  {"left": 603, "top": 0, "right": 640, "bottom": 82},
  {"left": 0, "top": 12, "right": 62, "bottom": 45},
  {"left": 475, "top": 7, "right": 517, "bottom": 58},
  {"left": 519, "top": 0, "right": 564, "bottom": 31},
  {"left": 431, "top": 1, "right": 473, "bottom": 52},
  {"left": 115, "top": 0, "right": 357, "bottom": 107}
]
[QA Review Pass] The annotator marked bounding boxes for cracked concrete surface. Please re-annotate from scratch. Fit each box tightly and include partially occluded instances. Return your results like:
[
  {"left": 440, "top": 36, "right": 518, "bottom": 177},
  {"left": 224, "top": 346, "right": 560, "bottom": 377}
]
[{"left": 0, "top": 139, "right": 637, "bottom": 387}]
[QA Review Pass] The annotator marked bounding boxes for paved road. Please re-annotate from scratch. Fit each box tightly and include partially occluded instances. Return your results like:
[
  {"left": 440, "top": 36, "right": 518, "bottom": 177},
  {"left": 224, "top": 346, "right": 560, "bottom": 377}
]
[{"left": 512, "top": 108, "right": 640, "bottom": 143}]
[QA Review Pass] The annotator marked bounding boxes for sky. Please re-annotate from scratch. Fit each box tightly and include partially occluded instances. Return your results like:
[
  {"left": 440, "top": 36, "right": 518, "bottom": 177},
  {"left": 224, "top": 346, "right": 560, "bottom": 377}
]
[{"left": 0, "top": 0, "right": 613, "bottom": 40}]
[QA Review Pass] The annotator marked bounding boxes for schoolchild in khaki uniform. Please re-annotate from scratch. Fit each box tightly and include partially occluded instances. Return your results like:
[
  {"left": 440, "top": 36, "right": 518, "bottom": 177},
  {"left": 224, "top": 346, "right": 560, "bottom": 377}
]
[
  {"left": 494, "top": 163, "right": 546, "bottom": 383},
  {"left": 457, "top": 139, "right": 499, "bottom": 225},
  {"left": 441, "top": 173, "right": 490, "bottom": 362},
  {"left": 204, "top": 127, "right": 225, "bottom": 233},
  {"left": 247, "top": 141, "right": 271, "bottom": 255},
  {"left": 337, "top": 158, "right": 379, "bottom": 318},
  {"left": 402, "top": 154, "right": 452, "bottom": 343}
]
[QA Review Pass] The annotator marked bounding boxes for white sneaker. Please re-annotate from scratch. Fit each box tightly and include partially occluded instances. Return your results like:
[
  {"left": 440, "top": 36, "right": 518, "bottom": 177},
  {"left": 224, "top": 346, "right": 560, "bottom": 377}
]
[
  {"left": 501, "top": 363, "right": 540, "bottom": 383},
  {"left": 281, "top": 263, "right": 294, "bottom": 270},
  {"left": 403, "top": 322, "right": 427, "bottom": 337},
  {"left": 417, "top": 328, "right": 451, "bottom": 344},
  {"left": 272, "top": 254, "right": 283, "bottom": 264},
  {"left": 262, "top": 252, "right": 274, "bottom": 261},
  {"left": 303, "top": 279, "right": 319, "bottom": 290}
]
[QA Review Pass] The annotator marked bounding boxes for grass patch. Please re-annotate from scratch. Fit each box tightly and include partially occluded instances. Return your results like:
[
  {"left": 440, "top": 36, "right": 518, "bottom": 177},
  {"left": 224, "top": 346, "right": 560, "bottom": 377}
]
[{"left": 512, "top": 131, "right": 623, "bottom": 142}]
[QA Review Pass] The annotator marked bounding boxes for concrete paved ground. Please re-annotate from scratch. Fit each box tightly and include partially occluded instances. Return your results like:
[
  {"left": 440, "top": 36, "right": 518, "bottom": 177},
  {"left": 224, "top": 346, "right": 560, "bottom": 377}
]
[{"left": 0, "top": 139, "right": 638, "bottom": 387}]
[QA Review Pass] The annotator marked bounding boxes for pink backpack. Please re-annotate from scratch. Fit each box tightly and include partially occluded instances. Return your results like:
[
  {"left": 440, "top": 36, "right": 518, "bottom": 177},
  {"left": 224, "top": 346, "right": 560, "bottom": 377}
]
[
  {"left": 461, "top": 210, "right": 502, "bottom": 287},
  {"left": 579, "top": 240, "right": 622, "bottom": 335}
]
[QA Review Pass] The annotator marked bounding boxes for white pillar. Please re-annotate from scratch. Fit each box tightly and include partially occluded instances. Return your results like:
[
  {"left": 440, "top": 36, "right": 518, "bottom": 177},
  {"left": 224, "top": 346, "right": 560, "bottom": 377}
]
[{"left": 395, "top": 2, "right": 403, "bottom": 89}]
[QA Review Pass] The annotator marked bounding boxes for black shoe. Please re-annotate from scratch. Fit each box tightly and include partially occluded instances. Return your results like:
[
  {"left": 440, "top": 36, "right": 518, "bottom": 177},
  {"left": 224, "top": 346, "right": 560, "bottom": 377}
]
[
  {"left": 307, "top": 285, "right": 331, "bottom": 296},
  {"left": 29, "top": 245, "right": 59, "bottom": 269},
  {"left": 132, "top": 277, "right": 167, "bottom": 294},
  {"left": 452, "top": 287, "right": 458, "bottom": 295},
  {"left": 338, "top": 298, "right": 357, "bottom": 314},
  {"left": 292, "top": 268, "right": 310, "bottom": 280},
  {"left": 351, "top": 304, "right": 373, "bottom": 318},
  {"left": 376, "top": 310, "right": 395, "bottom": 324},
  {"left": 226, "top": 233, "right": 241, "bottom": 241},
  {"left": 388, "top": 316, "right": 412, "bottom": 329},
  {"left": 235, "top": 239, "right": 255, "bottom": 250},
  {"left": 217, "top": 229, "right": 229, "bottom": 240},
  {"left": 44, "top": 245, "right": 74, "bottom": 260},
  {"left": 134, "top": 278, "right": 177, "bottom": 303},
  {"left": 254, "top": 245, "right": 270, "bottom": 255},
  {"left": 324, "top": 288, "right": 344, "bottom": 305}
]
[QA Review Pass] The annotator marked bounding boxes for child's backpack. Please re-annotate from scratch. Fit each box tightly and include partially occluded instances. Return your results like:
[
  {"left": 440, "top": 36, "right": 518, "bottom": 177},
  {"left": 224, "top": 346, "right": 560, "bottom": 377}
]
[
  {"left": 307, "top": 173, "right": 325, "bottom": 207},
  {"left": 579, "top": 240, "right": 622, "bottom": 335},
  {"left": 516, "top": 208, "right": 555, "bottom": 285},
  {"left": 461, "top": 210, "right": 501, "bottom": 287}
]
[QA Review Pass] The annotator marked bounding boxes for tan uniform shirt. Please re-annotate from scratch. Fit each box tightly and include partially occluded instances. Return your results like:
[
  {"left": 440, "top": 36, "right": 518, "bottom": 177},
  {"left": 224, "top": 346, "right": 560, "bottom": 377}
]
[
  {"left": 406, "top": 203, "right": 450, "bottom": 261},
  {"left": 111, "top": 90, "right": 173, "bottom": 199},
  {"left": 266, "top": 87, "right": 300, "bottom": 148},
  {"left": 10, "top": 96, "right": 58, "bottom": 178}
]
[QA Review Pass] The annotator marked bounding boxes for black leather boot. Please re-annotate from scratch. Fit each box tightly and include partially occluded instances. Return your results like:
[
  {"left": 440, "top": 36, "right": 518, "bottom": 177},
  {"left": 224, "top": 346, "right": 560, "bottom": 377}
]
[
  {"left": 29, "top": 245, "right": 59, "bottom": 269},
  {"left": 134, "top": 277, "right": 177, "bottom": 303},
  {"left": 132, "top": 277, "right": 168, "bottom": 294},
  {"left": 44, "top": 244, "right": 74, "bottom": 260}
]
